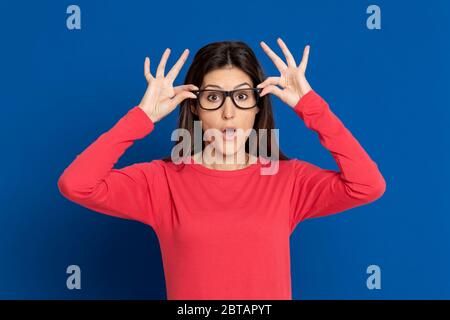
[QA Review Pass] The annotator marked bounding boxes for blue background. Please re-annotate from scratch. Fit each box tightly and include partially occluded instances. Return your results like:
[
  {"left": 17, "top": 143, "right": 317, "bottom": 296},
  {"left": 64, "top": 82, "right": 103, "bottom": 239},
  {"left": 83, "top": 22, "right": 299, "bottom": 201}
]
[{"left": 1, "top": 0, "right": 449, "bottom": 299}]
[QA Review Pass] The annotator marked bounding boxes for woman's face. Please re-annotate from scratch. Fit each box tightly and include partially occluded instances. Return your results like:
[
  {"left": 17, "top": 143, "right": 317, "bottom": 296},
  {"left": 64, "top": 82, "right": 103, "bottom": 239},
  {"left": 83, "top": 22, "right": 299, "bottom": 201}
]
[{"left": 193, "top": 67, "right": 260, "bottom": 161}]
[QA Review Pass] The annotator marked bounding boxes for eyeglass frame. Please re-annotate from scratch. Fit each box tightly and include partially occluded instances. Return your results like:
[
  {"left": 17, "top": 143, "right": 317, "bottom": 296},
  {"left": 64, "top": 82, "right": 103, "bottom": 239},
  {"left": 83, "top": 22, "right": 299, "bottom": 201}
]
[{"left": 190, "top": 88, "right": 264, "bottom": 111}]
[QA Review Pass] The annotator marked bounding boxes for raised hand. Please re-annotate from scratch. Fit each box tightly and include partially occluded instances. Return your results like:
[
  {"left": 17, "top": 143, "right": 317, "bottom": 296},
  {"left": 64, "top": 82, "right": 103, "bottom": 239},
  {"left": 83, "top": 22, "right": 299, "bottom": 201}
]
[
  {"left": 138, "top": 48, "right": 198, "bottom": 123},
  {"left": 257, "top": 38, "right": 313, "bottom": 109}
]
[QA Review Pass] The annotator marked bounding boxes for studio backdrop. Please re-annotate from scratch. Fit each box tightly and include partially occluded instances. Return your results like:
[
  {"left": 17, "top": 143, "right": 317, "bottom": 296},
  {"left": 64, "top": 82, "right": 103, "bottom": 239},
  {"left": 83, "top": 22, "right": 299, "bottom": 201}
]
[{"left": 0, "top": 0, "right": 449, "bottom": 299}]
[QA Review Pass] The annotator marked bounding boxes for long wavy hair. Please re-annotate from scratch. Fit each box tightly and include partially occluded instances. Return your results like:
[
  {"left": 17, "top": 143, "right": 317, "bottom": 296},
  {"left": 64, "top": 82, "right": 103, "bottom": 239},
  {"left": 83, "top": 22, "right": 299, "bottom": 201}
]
[{"left": 162, "top": 40, "right": 289, "bottom": 162}]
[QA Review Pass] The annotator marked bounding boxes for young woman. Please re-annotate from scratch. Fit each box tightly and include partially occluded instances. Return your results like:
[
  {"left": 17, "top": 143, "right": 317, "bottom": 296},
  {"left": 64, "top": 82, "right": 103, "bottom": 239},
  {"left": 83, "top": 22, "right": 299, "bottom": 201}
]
[{"left": 58, "top": 38, "right": 386, "bottom": 300}]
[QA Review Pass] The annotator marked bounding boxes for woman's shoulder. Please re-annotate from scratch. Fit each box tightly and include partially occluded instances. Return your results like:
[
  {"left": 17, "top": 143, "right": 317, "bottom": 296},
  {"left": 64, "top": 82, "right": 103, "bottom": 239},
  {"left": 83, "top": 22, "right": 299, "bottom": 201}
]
[
  {"left": 144, "top": 157, "right": 190, "bottom": 173},
  {"left": 257, "top": 157, "right": 304, "bottom": 175},
  {"left": 126, "top": 158, "right": 179, "bottom": 174},
  {"left": 263, "top": 157, "right": 321, "bottom": 174}
]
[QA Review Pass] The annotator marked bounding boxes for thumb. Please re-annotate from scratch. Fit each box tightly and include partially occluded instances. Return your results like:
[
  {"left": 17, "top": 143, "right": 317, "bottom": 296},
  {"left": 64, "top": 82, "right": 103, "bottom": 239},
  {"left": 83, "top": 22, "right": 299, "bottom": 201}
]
[
  {"left": 260, "top": 84, "right": 284, "bottom": 99},
  {"left": 168, "top": 91, "right": 197, "bottom": 111}
]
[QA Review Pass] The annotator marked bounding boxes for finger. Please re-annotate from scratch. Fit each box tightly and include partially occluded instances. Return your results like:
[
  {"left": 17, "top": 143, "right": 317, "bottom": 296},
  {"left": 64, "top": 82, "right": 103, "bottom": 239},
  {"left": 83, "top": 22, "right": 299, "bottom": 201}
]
[
  {"left": 298, "top": 45, "right": 310, "bottom": 72},
  {"left": 260, "top": 84, "right": 284, "bottom": 98},
  {"left": 173, "top": 84, "right": 199, "bottom": 95},
  {"left": 168, "top": 90, "right": 197, "bottom": 110},
  {"left": 144, "top": 57, "right": 153, "bottom": 82},
  {"left": 277, "top": 37, "right": 297, "bottom": 67},
  {"left": 156, "top": 48, "right": 171, "bottom": 77},
  {"left": 166, "top": 49, "right": 189, "bottom": 82},
  {"left": 256, "top": 76, "right": 280, "bottom": 89},
  {"left": 260, "top": 41, "right": 288, "bottom": 72}
]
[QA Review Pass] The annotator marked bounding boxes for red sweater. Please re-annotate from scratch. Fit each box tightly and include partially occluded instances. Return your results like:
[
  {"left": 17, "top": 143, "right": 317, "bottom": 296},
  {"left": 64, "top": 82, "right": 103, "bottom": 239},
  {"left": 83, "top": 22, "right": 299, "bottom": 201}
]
[{"left": 57, "top": 90, "right": 386, "bottom": 300}]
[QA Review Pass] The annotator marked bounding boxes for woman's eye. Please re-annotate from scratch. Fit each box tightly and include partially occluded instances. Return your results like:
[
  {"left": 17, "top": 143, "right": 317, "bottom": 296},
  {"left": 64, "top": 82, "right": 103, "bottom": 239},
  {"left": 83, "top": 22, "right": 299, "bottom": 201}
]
[
  {"left": 236, "top": 93, "right": 248, "bottom": 100},
  {"left": 207, "top": 94, "right": 219, "bottom": 101}
]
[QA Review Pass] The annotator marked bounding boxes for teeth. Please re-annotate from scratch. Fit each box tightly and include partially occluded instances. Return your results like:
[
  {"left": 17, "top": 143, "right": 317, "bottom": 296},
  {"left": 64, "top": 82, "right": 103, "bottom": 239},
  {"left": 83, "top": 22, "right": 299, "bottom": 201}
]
[{"left": 224, "top": 128, "right": 235, "bottom": 136}]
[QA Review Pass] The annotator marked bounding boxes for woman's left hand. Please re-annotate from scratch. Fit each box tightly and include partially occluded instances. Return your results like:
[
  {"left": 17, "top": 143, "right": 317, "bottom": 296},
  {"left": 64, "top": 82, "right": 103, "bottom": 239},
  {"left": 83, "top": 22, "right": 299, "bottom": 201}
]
[{"left": 257, "top": 38, "right": 313, "bottom": 108}]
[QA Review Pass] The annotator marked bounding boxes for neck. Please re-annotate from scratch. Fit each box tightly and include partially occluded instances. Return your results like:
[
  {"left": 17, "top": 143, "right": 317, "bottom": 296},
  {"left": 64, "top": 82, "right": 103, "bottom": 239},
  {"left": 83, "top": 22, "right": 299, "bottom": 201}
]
[{"left": 194, "top": 152, "right": 250, "bottom": 171}]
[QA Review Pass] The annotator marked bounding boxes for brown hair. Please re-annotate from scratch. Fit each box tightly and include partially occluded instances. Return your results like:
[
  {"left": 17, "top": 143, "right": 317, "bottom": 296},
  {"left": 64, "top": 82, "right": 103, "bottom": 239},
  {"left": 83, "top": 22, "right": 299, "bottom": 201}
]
[{"left": 162, "top": 40, "right": 289, "bottom": 162}]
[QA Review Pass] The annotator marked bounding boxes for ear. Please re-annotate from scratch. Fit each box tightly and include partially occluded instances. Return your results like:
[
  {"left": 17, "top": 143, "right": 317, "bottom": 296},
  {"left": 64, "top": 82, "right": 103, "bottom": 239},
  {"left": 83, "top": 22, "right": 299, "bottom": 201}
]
[{"left": 190, "top": 103, "right": 198, "bottom": 116}]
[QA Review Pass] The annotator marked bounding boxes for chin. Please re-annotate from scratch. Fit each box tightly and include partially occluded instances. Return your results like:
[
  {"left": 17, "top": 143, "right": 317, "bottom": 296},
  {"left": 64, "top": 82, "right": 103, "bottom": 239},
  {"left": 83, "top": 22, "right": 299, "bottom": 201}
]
[{"left": 220, "top": 144, "right": 247, "bottom": 161}]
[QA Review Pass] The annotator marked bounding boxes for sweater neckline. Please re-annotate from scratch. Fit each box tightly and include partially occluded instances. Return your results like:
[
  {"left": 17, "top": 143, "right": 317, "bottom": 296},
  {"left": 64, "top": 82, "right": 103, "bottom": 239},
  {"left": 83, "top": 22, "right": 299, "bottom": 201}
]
[{"left": 186, "top": 155, "right": 263, "bottom": 177}]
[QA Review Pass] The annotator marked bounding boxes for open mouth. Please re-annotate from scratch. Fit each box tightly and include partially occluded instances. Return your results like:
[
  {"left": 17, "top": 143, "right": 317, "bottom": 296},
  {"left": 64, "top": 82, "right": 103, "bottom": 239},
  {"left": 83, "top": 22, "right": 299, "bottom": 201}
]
[{"left": 222, "top": 127, "right": 237, "bottom": 141}]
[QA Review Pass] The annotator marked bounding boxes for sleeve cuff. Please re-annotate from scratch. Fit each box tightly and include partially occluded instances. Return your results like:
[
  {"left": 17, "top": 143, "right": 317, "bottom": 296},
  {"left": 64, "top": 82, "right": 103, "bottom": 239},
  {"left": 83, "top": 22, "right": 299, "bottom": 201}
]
[
  {"left": 127, "top": 106, "right": 155, "bottom": 137},
  {"left": 293, "top": 89, "right": 317, "bottom": 114}
]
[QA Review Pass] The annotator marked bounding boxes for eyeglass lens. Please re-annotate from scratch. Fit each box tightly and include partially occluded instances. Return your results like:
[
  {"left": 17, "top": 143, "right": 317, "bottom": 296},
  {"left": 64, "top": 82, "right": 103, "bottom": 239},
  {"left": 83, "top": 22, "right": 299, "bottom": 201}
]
[{"left": 198, "top": 89, "right": 258, "bottom": 109}]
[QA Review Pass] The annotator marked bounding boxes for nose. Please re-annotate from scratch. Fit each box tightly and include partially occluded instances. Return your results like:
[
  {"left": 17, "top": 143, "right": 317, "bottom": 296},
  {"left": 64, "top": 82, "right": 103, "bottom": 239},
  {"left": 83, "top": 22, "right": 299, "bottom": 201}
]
[{"left": 222, "top": 96, "right": 235, "bottom": 119}]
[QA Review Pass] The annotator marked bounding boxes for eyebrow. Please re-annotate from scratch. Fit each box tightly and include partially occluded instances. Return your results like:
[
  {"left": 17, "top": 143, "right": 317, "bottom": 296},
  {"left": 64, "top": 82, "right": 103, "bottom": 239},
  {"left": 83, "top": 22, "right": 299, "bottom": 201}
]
[{"left": 203, "top": 82, "right": 252, "bottom": 90}]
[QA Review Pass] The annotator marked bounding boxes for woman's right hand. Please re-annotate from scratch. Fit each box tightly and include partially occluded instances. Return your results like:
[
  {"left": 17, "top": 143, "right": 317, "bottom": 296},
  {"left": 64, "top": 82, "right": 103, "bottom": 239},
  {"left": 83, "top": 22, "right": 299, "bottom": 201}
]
[{"left": 138, "top": 48, "right": 198, "bottom": 123}]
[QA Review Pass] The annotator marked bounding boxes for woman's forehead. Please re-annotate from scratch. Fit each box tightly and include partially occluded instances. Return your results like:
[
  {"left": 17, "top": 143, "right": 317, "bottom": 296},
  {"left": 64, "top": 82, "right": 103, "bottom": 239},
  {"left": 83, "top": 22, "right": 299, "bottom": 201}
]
[{"left": 202, "top": 68, "right": 253, "bottom": 88}]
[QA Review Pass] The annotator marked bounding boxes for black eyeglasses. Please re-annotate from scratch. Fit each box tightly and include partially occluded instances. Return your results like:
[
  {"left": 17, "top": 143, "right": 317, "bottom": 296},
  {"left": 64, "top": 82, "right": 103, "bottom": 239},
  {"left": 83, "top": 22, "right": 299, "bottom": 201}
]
[{"left": 190, "top": 88, "right": 264, "bottom": 110}]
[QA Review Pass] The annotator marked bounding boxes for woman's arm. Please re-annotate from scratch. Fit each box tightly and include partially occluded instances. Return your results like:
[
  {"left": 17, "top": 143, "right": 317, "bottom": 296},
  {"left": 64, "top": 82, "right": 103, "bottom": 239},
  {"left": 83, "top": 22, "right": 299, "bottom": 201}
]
[
  {"left": 256, "top": 38, "right": 385, "bottom": 233},
  {"left": 57, "top": 106, "right": 161, "bottom": 229},
  {"left": 289, "top": 90, "right": 386, "bottom": 232},
  {"left": 58, "top": 49, "right": 198, "bottom": 230}
]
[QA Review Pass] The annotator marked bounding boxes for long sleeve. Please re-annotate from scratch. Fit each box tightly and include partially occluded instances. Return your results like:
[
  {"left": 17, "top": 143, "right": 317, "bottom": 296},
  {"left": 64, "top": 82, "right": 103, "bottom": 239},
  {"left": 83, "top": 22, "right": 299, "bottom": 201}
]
[
  {"left": 289, "top": 90, "right": 386, "bottom": 233},
  {"left": 57, "top": 106, "right": 161, "bottom": 230}
]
